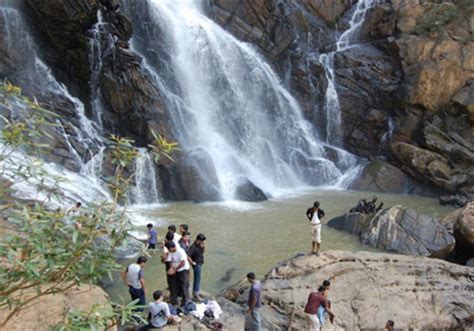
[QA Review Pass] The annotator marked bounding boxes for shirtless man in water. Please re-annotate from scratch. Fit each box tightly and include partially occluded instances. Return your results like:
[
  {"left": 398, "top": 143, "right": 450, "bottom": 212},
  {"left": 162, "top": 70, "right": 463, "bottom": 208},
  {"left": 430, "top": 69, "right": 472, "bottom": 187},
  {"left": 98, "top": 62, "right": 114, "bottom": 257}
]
[{"left": 306, "top": 201, "right": 325, "bottom": 256}]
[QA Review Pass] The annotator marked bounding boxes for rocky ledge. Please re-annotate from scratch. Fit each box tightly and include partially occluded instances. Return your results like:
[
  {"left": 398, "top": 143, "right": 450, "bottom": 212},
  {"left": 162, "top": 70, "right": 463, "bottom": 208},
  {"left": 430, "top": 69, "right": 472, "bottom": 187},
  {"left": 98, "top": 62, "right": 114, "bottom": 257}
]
[{"left": 218, "top": 251, "right": 474, "bottom": 330}]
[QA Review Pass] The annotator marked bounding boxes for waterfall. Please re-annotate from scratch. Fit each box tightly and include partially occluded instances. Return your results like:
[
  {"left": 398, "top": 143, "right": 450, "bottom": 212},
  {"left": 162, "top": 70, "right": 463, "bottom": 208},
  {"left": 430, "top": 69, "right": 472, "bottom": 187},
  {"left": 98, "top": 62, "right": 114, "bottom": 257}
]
[
  {"left": 89, "top": 9, "right": 116, "bottom": 131},
  {"left": 130, "top": 148, "right": 160, "bottom": 205},
  {"left": 319, "top": 0, "right": 379, "bottom": 145},
  {"left": 124, "top": 0, "right": 355, "bottom": 199}
]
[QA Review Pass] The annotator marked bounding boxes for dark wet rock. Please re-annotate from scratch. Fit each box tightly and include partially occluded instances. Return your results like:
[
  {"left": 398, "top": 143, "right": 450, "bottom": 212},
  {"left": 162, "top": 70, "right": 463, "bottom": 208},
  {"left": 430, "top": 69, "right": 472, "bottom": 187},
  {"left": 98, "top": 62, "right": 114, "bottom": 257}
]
[
  {"left": 235, "top": 179, "right": 267, "bottom": 202},
  {"left": 333, "top": 45, "right": 402, "bottom": 156},
  {"left": 159, "top": 149, "right": 222, "bottom": 202},
  {"left": 439, "top": 194, "right": 470, "bottom": 208}
]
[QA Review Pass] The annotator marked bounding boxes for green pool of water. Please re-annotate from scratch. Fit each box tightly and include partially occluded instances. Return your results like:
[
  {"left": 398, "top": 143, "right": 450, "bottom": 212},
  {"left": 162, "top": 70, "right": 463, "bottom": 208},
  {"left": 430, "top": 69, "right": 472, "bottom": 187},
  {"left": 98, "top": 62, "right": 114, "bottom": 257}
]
[{"left": 105, "top": 189, "right": 453, "bottom": 303}]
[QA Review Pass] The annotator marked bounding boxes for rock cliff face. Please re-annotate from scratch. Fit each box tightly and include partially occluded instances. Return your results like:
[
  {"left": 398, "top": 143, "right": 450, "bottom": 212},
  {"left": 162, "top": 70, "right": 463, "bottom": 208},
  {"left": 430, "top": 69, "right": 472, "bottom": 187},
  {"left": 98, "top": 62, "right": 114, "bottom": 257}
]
[
  {"left": 220, "top": 251, "right": 474, "bottom": 330},
  {"left": 207, "top": 0, "right": 474, "bottom": 202},
  {"left": 1, "top": 0, "right": 472, "bottom": 202}
]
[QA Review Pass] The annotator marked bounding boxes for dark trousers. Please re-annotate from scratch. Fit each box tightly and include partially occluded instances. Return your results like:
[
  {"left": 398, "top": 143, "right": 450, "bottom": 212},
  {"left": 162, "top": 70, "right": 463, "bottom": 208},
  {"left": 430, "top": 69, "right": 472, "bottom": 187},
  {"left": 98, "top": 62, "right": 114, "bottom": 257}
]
[
  {"left": 129, "top": 286, "right": 145, "bottom": 312},
  {"left": 193, "top": 264, "right": 202, "bottom": 294},
  {"left": 169, "top": 269, "right": 190, "bottom": 306}
]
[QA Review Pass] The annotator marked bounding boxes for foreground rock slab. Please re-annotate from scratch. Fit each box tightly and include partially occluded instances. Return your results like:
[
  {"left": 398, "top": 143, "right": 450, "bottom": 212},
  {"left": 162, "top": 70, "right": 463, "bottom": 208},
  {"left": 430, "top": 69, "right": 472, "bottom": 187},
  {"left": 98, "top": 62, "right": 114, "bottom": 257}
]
[
  {"left": 223, "top": 251, "right": 474, "bottom": 330},
  {"left": 0, "top": 285, "right": 115, "bottom": 331}
]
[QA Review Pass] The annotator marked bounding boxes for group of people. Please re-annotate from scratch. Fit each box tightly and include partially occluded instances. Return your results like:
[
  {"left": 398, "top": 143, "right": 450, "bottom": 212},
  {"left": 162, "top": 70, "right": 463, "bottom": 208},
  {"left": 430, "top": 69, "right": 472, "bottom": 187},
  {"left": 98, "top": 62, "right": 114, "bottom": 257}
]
[
  {"left": 122, "top": 223, "right": 207, "bottom": 329},
  {"left": 121, "top": 200, "right": 395, "bottom": 330}
]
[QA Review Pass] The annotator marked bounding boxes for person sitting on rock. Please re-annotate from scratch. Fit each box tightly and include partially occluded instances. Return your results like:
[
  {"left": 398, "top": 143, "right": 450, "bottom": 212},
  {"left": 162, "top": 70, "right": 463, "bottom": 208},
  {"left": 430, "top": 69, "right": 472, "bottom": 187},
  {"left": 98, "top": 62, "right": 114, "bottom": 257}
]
[
  {"left": 304, "top": 285, "right": 334, "bottom": 331},
  {"left": 306, "top": 201, "right": 325, "bottom": 255},
  {"left": 140, "top": 290, "right": 179, "bottom": 330}
]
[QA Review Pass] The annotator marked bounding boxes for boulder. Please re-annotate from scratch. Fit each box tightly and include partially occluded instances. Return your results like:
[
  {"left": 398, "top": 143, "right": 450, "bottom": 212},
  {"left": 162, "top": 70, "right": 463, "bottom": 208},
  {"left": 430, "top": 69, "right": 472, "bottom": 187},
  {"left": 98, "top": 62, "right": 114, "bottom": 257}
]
[
  {"left": 454, "top": 202, "right": 474, "bottom": 252},
  {"left": 158, "top": 149, "right": 222, "bottom": 202},
  {"left": 453, "top": 80, "right": 474, "bottom": 121},
  {"left": 390, "top": 142, "right": 454, "bottom": 191},
  {"left": 439, "top": 203, "right": 474, "bottom": 263},
  {"left": 439, "top": 194, "right": 470, "bottom": 208},
  {"left": 0, "top": 285, "right": 115, "bottom": 331},
  {"left": 349, "top": 159, "right": 423, "bottom": 195},
  {"left": 235, "top": 179, "right": 267, "bottom": 202},
  {"left": 327, "top": 212, "right": 371, "bottom": 235},
  {"left": 329, "top": 206, "right": 456, "bottom": 258},
  {"left": 362, "top": 206, "right": 455, "bottom": 258},
  {"left": 223, "top": 251, "right": 474, "bottom": 330}
]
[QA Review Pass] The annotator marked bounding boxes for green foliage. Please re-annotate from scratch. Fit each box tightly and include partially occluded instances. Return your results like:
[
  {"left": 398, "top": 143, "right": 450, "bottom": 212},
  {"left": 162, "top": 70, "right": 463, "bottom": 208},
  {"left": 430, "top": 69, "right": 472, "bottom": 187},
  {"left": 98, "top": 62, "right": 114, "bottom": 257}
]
[
  {"left": 0, "top": 81, "right": 176, "bottom": 329},
  {"left": 148, "top": 129, "right": 179, "bottom": 163}
]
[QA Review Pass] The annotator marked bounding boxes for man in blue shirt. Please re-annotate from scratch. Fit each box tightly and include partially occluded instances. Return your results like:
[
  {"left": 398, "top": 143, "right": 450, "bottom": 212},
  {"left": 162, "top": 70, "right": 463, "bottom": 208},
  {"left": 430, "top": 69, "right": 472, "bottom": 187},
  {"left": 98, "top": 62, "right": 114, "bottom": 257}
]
[
  {"left": 245, "top": 272, "right": 262, "bottom": 331},
  {"left": 146, "top": 223, "right": 158, "bottom": 249}
]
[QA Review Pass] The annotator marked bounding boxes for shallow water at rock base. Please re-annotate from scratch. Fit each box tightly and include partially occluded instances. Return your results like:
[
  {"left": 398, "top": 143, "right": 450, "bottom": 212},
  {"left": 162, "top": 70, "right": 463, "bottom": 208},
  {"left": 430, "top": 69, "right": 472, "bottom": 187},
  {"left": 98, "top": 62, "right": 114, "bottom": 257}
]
[{"left": 106, "top": 189, "right": 452, "bottom": 302}]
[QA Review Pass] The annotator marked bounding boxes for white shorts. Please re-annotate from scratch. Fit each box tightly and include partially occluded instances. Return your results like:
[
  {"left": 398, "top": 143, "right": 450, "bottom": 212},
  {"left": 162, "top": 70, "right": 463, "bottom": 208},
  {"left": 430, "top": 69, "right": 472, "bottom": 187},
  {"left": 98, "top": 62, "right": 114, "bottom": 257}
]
[
  {"left": 311, "top": 224, "right": 321, "bottom": 244},
  {"left": 305, "top": 313, "right": 321, "bottom": 331}
]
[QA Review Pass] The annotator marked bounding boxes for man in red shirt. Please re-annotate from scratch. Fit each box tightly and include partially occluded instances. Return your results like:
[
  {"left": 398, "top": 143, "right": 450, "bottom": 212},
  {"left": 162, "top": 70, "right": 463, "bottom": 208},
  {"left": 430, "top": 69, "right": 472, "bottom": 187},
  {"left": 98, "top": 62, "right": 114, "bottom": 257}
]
[{"left": 304, "top": 286, "right": 335, "bottom": 331}]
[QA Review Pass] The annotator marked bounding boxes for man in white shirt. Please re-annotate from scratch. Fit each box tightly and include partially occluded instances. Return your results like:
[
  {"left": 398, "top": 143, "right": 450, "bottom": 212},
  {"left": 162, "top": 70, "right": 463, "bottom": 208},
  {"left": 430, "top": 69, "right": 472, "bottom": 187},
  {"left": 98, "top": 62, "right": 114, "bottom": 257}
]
[
  {"left": 165, "top": 241, "right": 190, "bottom": 306},
  {"left": 122, "top": 256, "right": 147, "bottom": 312},
  {"left": 167, "top": 225, "right": 182, "bottom": 244},
  {"left": 306, "top": 201, "right": 325, "bottom": 256}
]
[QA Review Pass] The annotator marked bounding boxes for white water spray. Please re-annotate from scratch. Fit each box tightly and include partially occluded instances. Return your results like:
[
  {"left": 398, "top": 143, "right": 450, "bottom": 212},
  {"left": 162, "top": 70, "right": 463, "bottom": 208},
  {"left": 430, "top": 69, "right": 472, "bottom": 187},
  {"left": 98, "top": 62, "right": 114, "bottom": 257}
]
[{"left": 126, "top": 0, "right": 350, "bottom": 199}]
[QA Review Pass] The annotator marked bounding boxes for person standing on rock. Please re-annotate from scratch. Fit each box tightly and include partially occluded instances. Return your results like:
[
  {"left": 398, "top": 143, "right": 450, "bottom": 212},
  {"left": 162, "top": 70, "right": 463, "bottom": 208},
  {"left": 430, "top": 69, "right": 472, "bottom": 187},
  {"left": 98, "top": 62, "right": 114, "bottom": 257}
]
[
  {"left": 166, "top": 241, "right": 190, "bottom": 306},
  {"left": 306, "top": 201, "right": 325, "bottom": 255},
  {"left": 122, "top": 256, "right": 147, "bottom": 312},
  {"left": 304, "top": 286, "right": 334, "bottom": 331},
  {"left": 187, "top": 233, "right": 206, "bottom": 300},
  {"left": 245, "top": 272, "right": 262, "bottom": 331}
]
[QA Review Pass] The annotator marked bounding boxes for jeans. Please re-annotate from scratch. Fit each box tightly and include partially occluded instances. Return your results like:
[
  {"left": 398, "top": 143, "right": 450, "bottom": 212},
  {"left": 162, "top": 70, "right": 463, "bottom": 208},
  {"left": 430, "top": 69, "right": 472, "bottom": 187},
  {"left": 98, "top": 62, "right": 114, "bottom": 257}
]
[
  {"left": 244, "top": 309, "right": 261, "bottom": 331},
  {"left": 193, "top": 264, "right": 202, "bottom": 294},
  {"left": 128, "top": 286, "right": 145, "bottom": 312}
]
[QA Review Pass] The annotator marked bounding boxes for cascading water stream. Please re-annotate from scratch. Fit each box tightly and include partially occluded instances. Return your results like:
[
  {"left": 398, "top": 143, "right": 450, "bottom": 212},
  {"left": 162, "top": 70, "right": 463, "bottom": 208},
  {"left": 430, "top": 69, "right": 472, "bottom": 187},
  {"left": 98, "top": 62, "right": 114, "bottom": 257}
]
[
  {"left": 319, "top": 0, "right": 379, "bottom": 146},
  {"left": 0, "top": 6, "right": 113, "bottom": 205},
  {"left": 130, "top": 148, "right": 160, "bottom": 205},
  {"left": 124, "top": 0, "right": 354, "bottom": 199}
]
